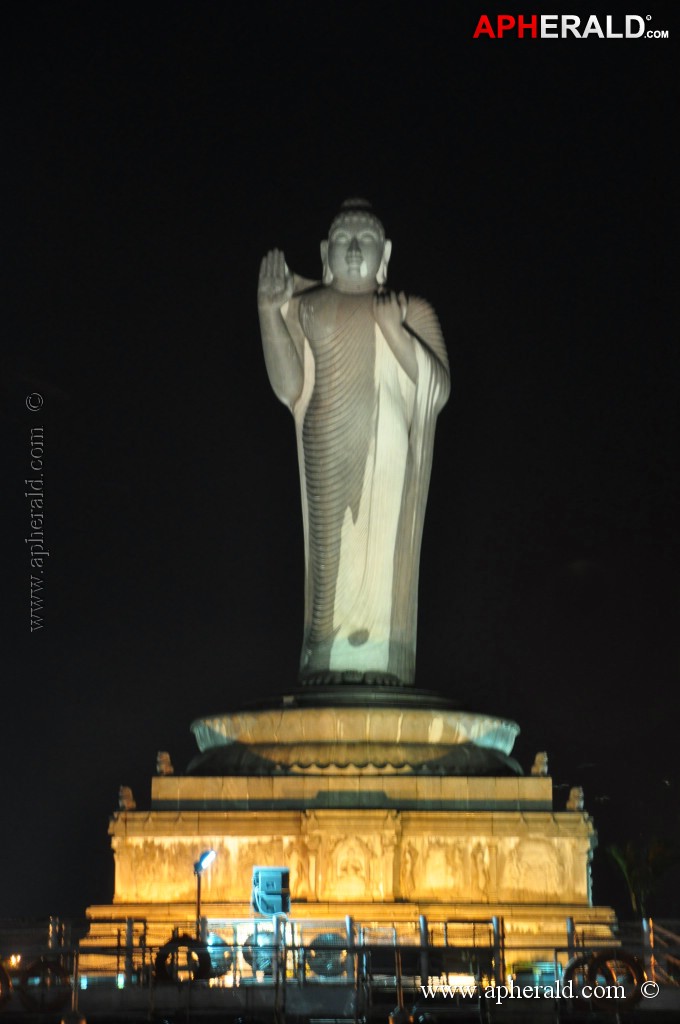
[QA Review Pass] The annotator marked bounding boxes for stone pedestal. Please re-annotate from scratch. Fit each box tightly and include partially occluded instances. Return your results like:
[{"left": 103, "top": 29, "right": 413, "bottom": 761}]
[{"left": 84, "top": 689, "right": 615, "bottom": 971}]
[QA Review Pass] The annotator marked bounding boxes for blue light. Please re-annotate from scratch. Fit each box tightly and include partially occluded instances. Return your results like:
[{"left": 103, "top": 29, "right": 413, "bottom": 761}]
[{"left": 195, "top": 849, "right": 216, "bottom": 873}]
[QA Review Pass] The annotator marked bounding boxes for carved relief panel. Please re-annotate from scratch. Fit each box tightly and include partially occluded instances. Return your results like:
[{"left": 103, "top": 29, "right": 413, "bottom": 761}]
[
  {"left": 496, "top": 837, "right": 586, "bottom": 902},
  {"left": 398, "top": 837, "right": 475, "bottom": 900}
]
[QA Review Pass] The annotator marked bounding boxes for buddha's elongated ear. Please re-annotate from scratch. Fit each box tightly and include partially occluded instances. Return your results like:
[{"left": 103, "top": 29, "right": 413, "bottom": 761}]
[
  {"left": 320, "top": 240, "right": 333, "bottom": 285},
  {"left": 377, "top": 238, "right": 392, "bottom": 285}
]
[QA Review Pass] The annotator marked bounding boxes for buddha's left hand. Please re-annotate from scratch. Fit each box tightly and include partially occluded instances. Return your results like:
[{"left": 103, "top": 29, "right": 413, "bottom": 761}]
[{"left": 373, "top": 290, "right": 408, "bottom": 337}]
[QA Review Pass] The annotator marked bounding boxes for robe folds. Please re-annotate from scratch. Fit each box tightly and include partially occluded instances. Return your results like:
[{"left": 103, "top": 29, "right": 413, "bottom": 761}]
[{"left": 282, "top": 284, "right": 450, "bottom": 686}]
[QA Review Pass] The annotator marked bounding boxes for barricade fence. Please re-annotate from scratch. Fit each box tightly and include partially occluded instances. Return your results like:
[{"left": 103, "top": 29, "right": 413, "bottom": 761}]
[{"left": 1, "top": 916, "right": 678, "bottom": 1017}]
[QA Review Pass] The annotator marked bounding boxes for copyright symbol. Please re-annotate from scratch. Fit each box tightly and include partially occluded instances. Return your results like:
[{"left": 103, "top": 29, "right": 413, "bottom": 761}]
[
  {"left": 641, "top": 980, "right": 659, "bottom": 999},
  {"left": 26, "top": 392, "right": 43, "bottom": 411}
]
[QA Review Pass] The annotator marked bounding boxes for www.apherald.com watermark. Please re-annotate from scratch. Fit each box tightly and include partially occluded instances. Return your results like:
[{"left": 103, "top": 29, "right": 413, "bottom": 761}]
[
  {"left": 420, "top": 978, "right": 661, "bottom": 1003},
  {"left": 472, "top": 14, "right": 669, "bottom": 39},
  {"left": 25, "top": 393, "right": 48, "bottom": 633}
]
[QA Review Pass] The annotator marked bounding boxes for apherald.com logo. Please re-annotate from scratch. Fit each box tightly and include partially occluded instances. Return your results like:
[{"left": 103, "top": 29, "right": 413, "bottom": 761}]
[{"left": 472, "top": 14, "right": 669, "bottom": 39}]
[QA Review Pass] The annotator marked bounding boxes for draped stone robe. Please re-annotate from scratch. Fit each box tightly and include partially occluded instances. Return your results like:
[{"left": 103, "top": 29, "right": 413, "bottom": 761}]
[{"left": 282, "top": 284, "right": 449, "bottom": 686}]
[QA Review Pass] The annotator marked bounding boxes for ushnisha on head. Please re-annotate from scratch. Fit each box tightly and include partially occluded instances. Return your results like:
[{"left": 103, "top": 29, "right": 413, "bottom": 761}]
[{"left": 321, "top": 198, "right": 392, "bottom": 292}]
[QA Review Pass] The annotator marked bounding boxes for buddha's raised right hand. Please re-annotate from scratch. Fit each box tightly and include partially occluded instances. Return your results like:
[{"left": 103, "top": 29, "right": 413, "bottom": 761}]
[{"left": 258, "top": 248, "right": 294, "bottom": 312}]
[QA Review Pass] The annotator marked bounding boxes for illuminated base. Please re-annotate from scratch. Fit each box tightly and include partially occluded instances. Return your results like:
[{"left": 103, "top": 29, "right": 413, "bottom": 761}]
[
  {"left": 83, "top": 694, "right": 616, "bottom": 970},
  {"left": 83, "top": 774, "right": 615, "bottom": 969},
  {"left": 112, "top": 780, "right": 592, "bottom": 903}
]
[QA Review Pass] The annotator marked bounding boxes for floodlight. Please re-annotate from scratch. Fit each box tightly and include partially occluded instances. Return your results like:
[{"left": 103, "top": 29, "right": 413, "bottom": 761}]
[
  {"left": 193, "top": 849, "right": 217, "bottom": 939},
  {"left": 194, "top": 849, "right": 216, "bottom": 874}
]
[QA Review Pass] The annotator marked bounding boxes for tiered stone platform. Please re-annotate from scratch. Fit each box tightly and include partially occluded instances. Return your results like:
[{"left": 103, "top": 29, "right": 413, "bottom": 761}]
[{"left": 84, "top": 687, "right": 615, "bottom": 968}]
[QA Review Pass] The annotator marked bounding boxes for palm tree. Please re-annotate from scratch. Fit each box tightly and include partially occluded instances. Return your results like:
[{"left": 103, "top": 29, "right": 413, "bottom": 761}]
[{"left": 607, "top": 839, "right": 680, "bottom": 917}]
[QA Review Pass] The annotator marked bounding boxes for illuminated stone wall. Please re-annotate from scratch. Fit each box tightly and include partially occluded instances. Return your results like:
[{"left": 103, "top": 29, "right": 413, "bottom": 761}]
[
  {"left": 110, "top": 804, "right": 594, "bottom": 906},
  {"left": 83, "top": 756, "right": 619, "bottom": 981},
  {"left": 82, "top": 769, "right": 616, "bottom": 978}
]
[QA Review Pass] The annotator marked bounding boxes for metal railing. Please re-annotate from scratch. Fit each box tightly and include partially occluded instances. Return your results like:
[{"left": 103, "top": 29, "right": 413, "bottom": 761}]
[{"left": 2, "top": 915, "right": 679, "bottom": 1019}]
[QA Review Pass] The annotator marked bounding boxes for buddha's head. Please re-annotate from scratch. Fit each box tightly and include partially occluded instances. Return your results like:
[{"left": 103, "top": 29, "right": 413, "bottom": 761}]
[{"left": 321, "top": 198, "right": 392, "bottom": 292}]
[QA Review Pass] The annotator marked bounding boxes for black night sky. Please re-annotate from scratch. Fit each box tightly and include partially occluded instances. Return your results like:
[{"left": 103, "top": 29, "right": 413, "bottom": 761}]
[{"left": 3, "top": 2, "right": 679, "bottom": 924}]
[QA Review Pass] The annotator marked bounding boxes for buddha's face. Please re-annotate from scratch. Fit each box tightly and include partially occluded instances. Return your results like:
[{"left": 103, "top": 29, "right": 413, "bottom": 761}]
[{"left": 322, "top": 213, "right": 390, "bottom": 291}]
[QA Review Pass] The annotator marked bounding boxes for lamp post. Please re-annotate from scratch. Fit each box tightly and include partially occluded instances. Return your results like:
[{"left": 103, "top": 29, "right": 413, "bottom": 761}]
[{"left": 194, "top": 850, "right": 216, "bottom": 940}]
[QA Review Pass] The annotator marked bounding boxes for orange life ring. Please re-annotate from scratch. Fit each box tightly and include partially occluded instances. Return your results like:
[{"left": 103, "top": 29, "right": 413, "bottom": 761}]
[
  {"left": 154, "top": 934, "right": 212, "bottom": 983},
  {"left": 587, "top": 949, "right": 645, "bottom": 1008}
]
